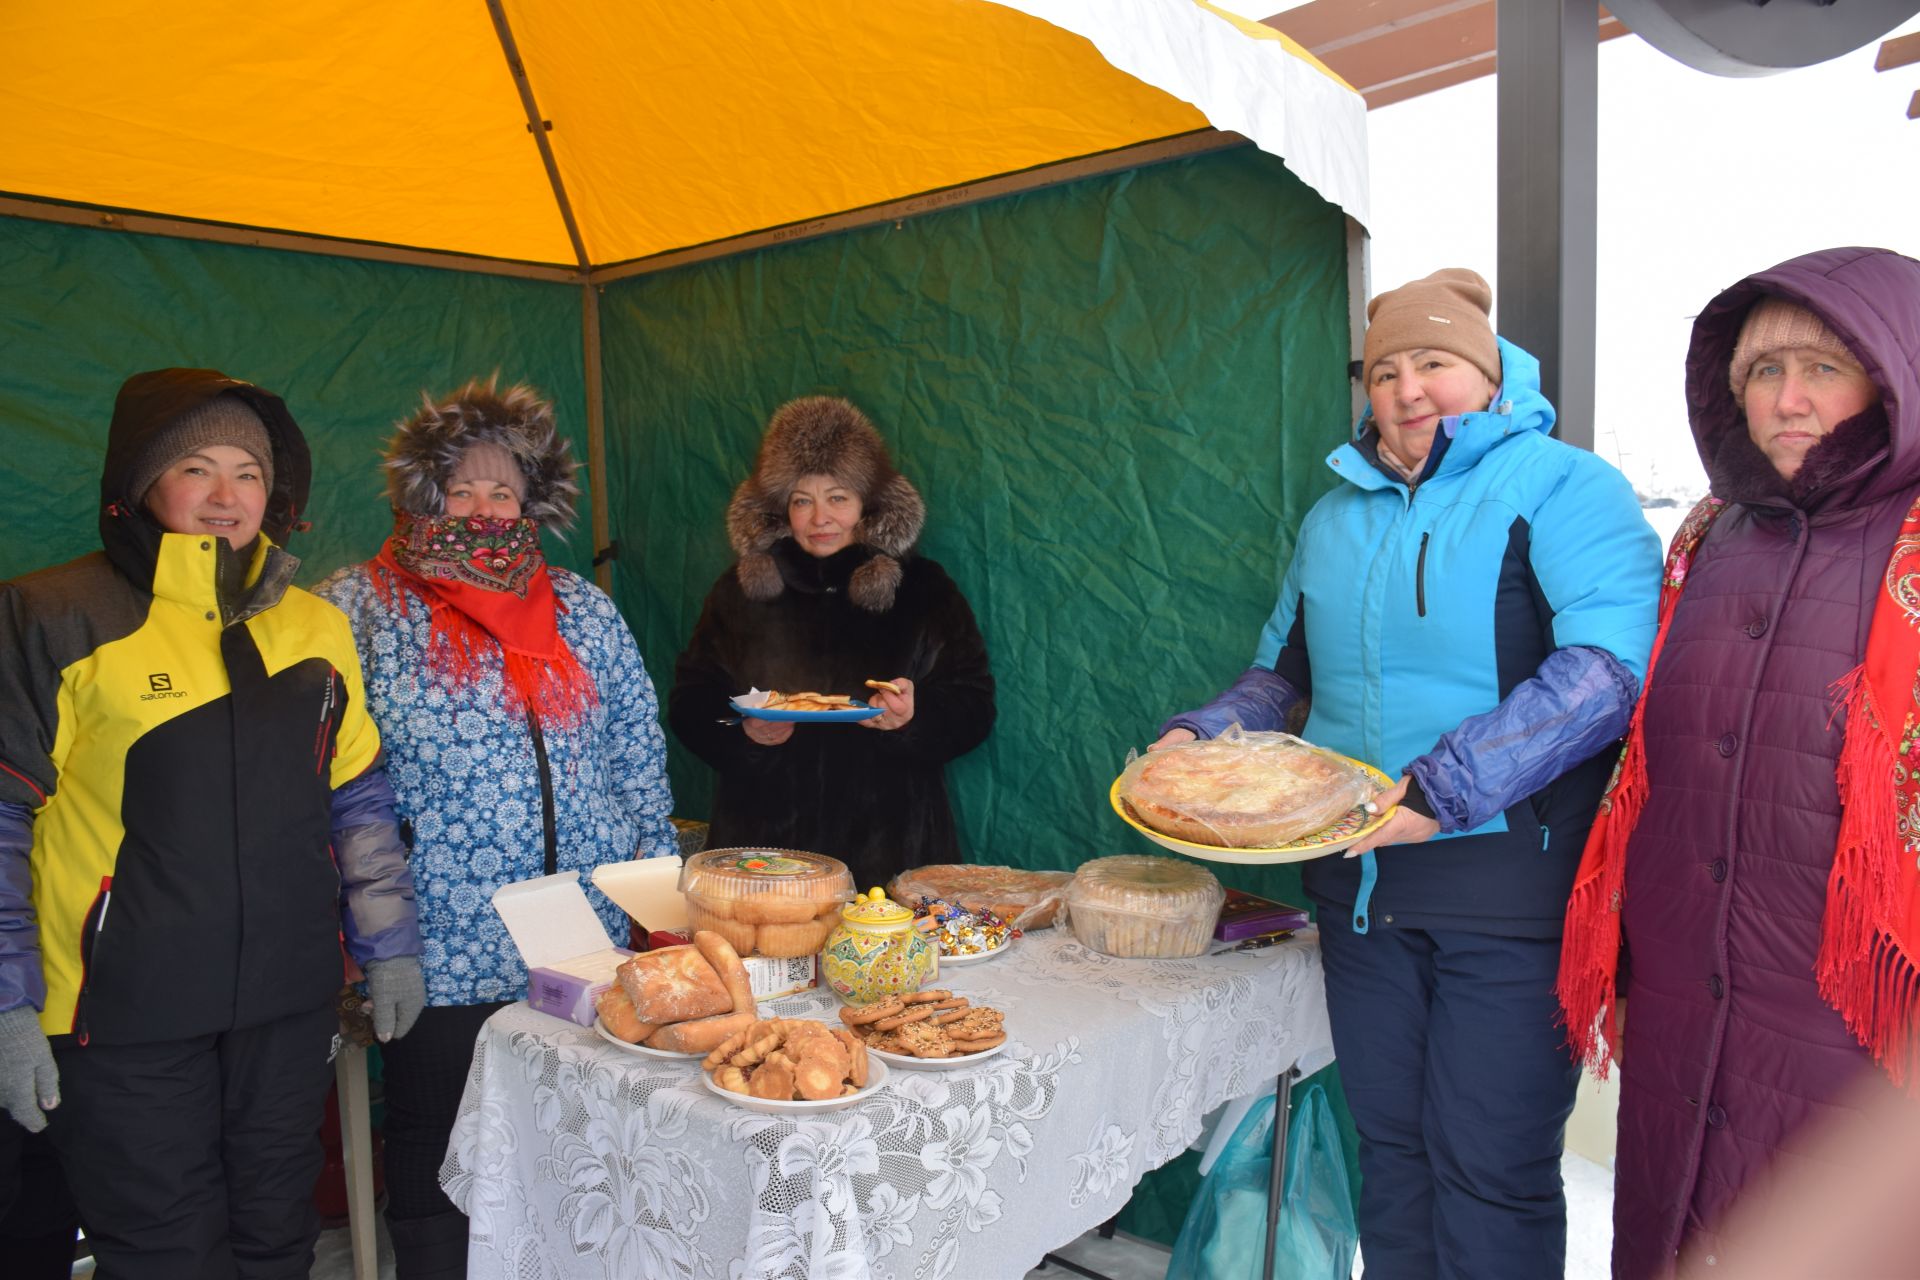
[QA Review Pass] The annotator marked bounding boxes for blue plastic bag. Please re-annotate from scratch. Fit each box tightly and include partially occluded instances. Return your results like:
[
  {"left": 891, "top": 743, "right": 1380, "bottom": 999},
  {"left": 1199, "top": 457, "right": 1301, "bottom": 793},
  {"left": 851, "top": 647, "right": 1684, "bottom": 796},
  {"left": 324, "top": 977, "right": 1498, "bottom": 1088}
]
[{"left": 1168, "top": 1082, "right": 1358, "bottom": 1280}]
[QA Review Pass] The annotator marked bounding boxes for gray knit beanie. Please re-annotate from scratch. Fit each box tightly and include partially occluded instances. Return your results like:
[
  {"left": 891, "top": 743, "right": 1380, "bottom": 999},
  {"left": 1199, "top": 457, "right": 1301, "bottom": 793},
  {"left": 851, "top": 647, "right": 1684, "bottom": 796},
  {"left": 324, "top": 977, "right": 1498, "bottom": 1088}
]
[{"left": 127, "top": 394, "right": 274, "bottom": 504}]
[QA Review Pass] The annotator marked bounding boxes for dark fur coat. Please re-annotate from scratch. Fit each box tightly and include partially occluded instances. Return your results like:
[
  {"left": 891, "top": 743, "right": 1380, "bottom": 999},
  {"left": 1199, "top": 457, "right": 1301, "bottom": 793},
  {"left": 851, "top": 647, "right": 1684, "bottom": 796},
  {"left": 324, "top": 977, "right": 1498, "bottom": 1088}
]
[{"left": 669, "top": 539, "right": 995, "bottom": 889}]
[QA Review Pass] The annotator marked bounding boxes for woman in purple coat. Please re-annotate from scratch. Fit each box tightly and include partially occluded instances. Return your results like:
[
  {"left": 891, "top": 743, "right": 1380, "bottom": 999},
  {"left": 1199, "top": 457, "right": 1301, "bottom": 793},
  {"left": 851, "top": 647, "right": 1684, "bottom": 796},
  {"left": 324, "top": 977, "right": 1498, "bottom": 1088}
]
[{"left": 1559, "top": 246, "right": 1920, "bottom": 1279}]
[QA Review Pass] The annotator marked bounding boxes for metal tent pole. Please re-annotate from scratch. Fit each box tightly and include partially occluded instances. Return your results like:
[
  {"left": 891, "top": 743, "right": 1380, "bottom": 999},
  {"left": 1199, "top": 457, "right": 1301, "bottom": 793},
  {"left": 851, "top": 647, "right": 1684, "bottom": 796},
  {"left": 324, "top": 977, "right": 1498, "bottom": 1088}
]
[
  {"left": 1261, "top": 1068, "right": 1299, "bottom": 1280},
  {"left": 1496, "top": 0, "right": 1599, "bottom": 452}
]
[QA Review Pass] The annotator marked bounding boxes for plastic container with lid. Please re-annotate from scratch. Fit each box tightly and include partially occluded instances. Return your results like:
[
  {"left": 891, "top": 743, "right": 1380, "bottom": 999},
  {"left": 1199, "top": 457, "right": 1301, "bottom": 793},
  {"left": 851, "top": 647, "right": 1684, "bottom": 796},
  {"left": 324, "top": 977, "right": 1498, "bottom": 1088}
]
[
  {"left": 678, "top": 848, "right": 854, "bottom": 958},
  {"left": 1066, "top": 855, "right": 1225, "bottom": 959}
]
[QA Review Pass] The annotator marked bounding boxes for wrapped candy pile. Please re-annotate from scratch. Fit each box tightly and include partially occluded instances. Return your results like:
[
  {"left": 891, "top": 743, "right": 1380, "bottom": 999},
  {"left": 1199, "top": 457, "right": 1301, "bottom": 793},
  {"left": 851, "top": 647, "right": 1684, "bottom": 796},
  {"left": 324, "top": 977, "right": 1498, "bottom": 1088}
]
[{"left": 909, "top": 896, "right": 1014, "bottom": 958}]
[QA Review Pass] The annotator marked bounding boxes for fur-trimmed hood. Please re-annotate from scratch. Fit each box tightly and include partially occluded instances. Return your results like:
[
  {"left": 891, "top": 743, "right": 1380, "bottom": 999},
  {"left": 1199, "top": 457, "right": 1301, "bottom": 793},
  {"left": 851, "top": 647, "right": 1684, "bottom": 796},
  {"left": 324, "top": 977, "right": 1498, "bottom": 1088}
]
[
  {"left": 1686, "top": 247, "right": 1920, "bottom": 510},
  {"left": 727, "top": 396, "right": 925, "bottom": 612},
  {"left": 383, "top": 376, "right": 580, "bottom": 529}
]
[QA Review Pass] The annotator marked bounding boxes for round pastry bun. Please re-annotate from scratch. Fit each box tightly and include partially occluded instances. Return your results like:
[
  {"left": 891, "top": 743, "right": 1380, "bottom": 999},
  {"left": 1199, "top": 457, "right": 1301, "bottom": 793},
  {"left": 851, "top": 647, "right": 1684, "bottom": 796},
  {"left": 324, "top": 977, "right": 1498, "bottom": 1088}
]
[
  {"left": 757, "top": 916, "right": 836, "bottom": 957},
  {"left": 735, "top": 895, "right": 825, "bottom": 926},
  {"left": 688, "top": 902, "right": 757, "bottom": 955}
]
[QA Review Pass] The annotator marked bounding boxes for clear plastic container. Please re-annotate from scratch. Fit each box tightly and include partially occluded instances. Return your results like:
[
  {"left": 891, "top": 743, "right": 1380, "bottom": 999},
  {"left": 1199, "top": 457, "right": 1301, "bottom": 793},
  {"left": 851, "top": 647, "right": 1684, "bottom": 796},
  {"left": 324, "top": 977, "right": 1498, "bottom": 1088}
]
[
  {"left": 678, "top": 848, "right": 854, "bottom": 958},
  {"left": 1066, "top": 855, "right": 1225, "bottom": 958}
]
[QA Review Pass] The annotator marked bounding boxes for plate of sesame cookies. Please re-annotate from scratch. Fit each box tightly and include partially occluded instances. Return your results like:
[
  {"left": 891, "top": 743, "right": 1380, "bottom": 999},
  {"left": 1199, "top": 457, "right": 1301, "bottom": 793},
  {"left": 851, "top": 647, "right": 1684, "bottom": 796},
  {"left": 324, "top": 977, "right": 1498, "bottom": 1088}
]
[{"left": 838, "top": 989, "right": 1009, "bottom": 1069}]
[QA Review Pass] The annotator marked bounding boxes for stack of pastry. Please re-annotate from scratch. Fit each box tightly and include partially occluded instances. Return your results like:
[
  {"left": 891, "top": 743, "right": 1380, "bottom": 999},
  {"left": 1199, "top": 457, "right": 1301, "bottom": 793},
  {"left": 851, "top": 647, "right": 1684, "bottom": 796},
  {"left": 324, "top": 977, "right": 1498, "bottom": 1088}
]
[
  {"left": 595, "top": 929, "right": 759, "bottom": 1051},
  {"left": 701, "top": 1018, "right": 872, "bottom": 1100},
  {"left": 760, "top": 691, "right": 859, "bottom": 712}
]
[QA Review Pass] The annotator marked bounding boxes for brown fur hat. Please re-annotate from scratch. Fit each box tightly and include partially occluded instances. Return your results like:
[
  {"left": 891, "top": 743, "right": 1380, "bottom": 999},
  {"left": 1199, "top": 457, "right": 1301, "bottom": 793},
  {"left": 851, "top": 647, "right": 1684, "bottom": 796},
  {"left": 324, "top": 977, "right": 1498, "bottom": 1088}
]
[
  {"left": 383, "top": 375, "right": 580, "bottom": 530},
  {"left": 727, "top": 396, "right": 925, "bottom": 612}
]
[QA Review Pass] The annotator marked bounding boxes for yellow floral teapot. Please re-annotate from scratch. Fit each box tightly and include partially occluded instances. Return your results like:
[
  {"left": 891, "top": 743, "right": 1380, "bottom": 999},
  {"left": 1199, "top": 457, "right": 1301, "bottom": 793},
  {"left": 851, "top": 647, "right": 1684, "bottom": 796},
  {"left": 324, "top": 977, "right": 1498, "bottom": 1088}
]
[{"left": 821, "top": 888, "right": 938, "bottom": 1005}]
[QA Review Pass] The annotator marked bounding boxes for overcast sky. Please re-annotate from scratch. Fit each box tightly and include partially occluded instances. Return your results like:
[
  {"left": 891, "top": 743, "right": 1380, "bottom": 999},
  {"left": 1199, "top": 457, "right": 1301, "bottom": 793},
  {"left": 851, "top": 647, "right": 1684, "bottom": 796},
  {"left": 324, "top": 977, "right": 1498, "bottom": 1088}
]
[{"left": 1360, "top": 14, "right": 1920, "bottom": 497}]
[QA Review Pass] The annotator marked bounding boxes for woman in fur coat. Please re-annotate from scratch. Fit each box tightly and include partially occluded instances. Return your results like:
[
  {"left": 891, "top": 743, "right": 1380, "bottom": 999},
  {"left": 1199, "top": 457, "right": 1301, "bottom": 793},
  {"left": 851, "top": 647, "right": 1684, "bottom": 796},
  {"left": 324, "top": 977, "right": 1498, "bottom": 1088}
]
[
  {"left": 316, "top": 377, "right": 677, "bottom": 1278},
  {"left": 670, "top": 396, "right": 996, "bottom": 890}
]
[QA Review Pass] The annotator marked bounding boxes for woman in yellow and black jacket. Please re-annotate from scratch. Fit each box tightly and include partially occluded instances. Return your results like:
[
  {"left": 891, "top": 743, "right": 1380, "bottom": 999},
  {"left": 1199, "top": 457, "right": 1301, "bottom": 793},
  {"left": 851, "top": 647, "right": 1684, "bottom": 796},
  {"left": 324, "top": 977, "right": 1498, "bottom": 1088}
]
[{"left": 0, "top": 368, "right": 424, "bottom": 1280}]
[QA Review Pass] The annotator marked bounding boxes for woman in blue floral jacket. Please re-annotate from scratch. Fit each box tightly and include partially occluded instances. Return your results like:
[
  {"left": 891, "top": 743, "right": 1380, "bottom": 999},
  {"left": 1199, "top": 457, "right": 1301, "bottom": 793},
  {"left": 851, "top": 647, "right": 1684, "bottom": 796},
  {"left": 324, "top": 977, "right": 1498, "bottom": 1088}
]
[{"left": 317, "top": 377, "right": 676, "bottom": 1278}]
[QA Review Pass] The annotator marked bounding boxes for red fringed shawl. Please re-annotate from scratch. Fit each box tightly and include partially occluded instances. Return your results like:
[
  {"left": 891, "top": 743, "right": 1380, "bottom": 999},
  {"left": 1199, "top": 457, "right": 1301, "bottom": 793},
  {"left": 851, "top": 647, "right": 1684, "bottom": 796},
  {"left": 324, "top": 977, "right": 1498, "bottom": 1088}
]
[
  {"left": 372, "top": 513, "right": 598, "bottom": 728},
  {"left": 1558, "top": 494, "right": 1920, "bottom": 1090}
]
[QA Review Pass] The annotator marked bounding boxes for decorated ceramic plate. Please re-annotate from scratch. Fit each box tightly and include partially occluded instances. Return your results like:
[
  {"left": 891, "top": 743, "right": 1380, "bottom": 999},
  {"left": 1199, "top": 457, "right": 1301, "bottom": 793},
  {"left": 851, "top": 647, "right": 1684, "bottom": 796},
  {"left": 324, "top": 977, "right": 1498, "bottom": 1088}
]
[
  {"left": 594, "top": 1017, "right": 705, "bottom": 1061},
  {"left": 867, "top": 1040, "right": 1009, "bottom": 1071},
  {"left": 700, "top": 1056, "right": 890, "bottom": 1114},
  {"left": 932, "top": 936, "right": 1015, "bottom": 967},
  {"left": 730, "top": 692, "right": 882, "bottom": 723},
  {"left": 1108, "top": 755, "right": 1397, "bottom": 865}
]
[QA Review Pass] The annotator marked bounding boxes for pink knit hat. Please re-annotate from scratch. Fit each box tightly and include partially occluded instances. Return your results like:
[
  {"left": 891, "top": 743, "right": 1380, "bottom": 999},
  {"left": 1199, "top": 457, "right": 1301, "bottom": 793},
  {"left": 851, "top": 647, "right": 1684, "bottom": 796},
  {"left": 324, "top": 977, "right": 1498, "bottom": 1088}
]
[{"left": 1728, "top": 297, "right": 1860, "bottom": 405}]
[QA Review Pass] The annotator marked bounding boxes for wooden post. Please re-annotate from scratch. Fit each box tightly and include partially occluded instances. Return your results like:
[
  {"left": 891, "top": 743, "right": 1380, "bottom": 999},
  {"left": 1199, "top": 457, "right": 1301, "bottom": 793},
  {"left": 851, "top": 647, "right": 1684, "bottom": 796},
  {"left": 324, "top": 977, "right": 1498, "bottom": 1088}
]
[
  {"left": 582, "top": 284, "right": 614, "bottom": 597},
  {"left": 336, "top": 1042, "right": 378, "bottom": 1280}
]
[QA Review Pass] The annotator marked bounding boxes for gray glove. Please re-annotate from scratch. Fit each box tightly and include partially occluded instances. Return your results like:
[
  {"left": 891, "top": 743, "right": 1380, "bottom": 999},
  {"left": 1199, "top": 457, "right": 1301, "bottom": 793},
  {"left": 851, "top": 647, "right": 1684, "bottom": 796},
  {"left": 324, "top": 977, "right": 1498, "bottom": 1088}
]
[
  {"left": 364, "top": 956, "right": 426, "bottom": 1042},
  {"left": 0, "top": 1005, "right": 59, "bottom": 1132}
]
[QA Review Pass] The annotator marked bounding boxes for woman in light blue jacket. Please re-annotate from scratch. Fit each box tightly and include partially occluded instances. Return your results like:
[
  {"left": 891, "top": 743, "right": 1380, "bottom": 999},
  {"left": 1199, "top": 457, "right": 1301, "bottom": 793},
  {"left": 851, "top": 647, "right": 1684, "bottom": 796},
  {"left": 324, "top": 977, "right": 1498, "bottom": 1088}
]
[{"left": 1158, "top": 269, "right": 1660, "bottom": 1280}]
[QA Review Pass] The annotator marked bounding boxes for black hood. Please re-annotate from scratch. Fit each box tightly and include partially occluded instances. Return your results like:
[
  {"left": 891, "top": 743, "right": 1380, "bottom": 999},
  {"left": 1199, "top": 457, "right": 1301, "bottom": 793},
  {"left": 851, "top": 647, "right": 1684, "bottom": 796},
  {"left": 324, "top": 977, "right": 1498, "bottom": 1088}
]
[{"left": 99, "top": 368, "right": 311, "bottom": 583}]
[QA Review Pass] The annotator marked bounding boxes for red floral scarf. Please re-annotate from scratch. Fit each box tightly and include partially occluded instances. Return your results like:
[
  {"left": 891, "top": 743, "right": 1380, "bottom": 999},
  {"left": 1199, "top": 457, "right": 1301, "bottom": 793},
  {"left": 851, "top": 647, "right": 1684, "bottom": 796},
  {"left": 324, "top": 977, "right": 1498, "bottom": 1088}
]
[
  {"left": 373, "top": 512, "right": 598, "bottom": 727},
  {"left": 1559, "top": 494, "right": 1920, "bottom": 1089}
]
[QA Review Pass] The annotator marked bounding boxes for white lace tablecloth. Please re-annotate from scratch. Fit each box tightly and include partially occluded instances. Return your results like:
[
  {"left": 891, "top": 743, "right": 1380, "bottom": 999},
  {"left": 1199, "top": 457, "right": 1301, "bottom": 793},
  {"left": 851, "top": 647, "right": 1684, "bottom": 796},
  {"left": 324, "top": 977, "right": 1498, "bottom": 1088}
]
[{"left": 442, "top": 926, "right": 1333, "bottom": 1280}]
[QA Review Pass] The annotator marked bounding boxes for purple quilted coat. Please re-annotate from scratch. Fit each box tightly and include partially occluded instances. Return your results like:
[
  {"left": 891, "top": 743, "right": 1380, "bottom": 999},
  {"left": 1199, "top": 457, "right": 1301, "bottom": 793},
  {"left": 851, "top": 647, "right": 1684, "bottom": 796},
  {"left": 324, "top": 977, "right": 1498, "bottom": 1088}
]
[{"left": 1613, "top": 247, "right": 1920, "bottom": 1279}]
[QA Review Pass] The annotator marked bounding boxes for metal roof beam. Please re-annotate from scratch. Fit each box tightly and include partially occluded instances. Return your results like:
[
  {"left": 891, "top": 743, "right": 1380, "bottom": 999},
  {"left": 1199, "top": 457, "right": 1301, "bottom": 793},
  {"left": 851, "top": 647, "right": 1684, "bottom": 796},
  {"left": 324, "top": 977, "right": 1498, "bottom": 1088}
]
[{"left": 1877, "top": 31, "right": 1920, "bottom": 70}]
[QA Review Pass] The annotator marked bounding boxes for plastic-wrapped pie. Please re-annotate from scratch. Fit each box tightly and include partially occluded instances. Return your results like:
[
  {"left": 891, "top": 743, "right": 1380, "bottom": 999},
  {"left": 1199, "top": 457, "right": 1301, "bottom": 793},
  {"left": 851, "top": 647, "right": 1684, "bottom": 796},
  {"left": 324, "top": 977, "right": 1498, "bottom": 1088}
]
[
  {"left": 1116, "top": 730, "right": 1376, "bottom": 849},
  {"left": 889, "top": 864, "right": 1073, "bottom": 930},
  {"left": 1066, "top": 855, "right": 1224, "bottom": 958},
  {"left": 678, "top": 849, "right": 854, "bottom": 958}
]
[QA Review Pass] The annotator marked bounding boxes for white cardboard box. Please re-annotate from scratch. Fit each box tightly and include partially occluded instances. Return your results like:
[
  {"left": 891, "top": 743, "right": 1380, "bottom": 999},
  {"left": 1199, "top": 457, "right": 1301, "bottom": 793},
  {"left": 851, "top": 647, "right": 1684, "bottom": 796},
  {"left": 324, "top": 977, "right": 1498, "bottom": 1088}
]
[
  {"left": 493, "top": 857, "right": 818, "bottom": 1021},
  {"left": 491, "top": 871, "right": 635, "bottom": 1026}
]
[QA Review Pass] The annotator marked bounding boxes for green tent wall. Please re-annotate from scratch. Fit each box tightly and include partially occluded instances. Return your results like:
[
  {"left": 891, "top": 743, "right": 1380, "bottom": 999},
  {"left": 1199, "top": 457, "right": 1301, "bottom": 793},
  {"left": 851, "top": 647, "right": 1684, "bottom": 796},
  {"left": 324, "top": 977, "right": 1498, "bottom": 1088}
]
[
  {"left": 0, "top": 142, "right": 1360, "bottom": 1235},
  {"left": 605, "top": 147, "right": 1352, "bottom": 896},
  {"left": 3, "top": 145, "right": 1354, "bottom": 901},
  {"left": 0, "top": 215, "right": 599, "bottom": 584}
]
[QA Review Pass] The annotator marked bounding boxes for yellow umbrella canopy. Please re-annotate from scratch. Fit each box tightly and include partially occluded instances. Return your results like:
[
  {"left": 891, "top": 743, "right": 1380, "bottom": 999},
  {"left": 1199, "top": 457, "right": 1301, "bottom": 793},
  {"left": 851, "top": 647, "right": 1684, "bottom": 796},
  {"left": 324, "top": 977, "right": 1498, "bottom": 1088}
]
[{"left": 1, "top": 0, "right": 1358, "bottom": 270}]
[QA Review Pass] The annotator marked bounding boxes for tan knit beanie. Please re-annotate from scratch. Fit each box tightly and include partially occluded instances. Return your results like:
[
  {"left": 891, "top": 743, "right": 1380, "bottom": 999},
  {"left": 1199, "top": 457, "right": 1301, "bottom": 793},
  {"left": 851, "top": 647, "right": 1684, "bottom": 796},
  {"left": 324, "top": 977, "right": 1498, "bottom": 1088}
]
[
  {"left": 1363, "top": 268, "right": 1502, "bottom": 387},
  {"left": 128, "top": 394, "right": 274, "bottom": 503},
  {"left": 1728, "top": 297, "right": 1859, "bottom": 405}
]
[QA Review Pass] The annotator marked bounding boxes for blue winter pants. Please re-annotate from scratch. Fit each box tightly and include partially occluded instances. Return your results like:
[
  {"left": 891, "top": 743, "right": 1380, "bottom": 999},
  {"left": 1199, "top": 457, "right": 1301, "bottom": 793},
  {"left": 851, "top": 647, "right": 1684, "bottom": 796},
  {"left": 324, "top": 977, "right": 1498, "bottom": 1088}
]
[{"left": 1317, "top": 911, "right": 1579, "bottom": 1280}]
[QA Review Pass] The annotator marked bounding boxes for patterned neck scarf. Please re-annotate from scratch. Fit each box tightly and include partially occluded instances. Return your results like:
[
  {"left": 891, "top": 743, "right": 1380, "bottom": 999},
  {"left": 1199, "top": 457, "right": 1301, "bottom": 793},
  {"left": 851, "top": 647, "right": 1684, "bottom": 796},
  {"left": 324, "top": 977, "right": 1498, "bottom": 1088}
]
[
  {"left": 1559, "top": 494, "right": 1920, "bottom": 1090},
  {"left": 374, "top": 512, "right": 597, "bottom": 727}
]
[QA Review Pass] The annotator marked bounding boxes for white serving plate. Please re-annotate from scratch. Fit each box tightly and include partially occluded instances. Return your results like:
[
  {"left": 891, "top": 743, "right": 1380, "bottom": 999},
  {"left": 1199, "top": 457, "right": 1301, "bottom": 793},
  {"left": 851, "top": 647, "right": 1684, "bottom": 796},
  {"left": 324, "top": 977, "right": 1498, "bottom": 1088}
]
[
  {"left": 933, "top": 936, "right": 1015, "bottom": 967},
  {"left": 867, "top": 1039, "right": 1008, "bottom": 1070},
  {"left": 701, "top": 1056, "right": 890, "bottom": 1114},
  {"left": 594, "top": 1016, "right": 704, "bottom": 1061}
]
